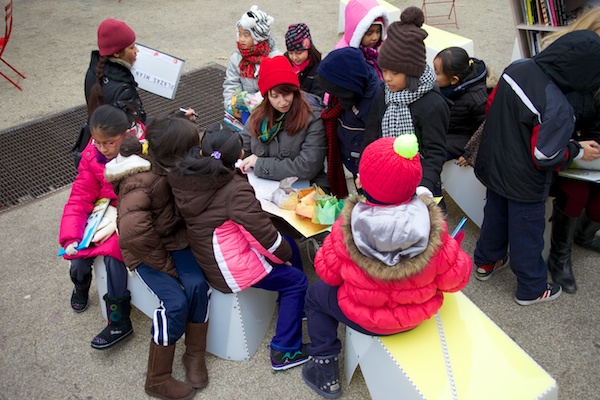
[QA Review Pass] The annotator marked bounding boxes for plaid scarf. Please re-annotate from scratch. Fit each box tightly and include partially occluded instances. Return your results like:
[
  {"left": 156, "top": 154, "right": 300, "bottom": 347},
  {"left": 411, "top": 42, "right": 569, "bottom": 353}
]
[
  {"left": 321, "top": 96, "right": 348, "bottom": 198},
  {"left": 238, "top": 41, "right": 271, "bottom": 78},
  {"left": 382, "top": 64, "right": 435, "bottom": 137},
  {"left": 360, "top": 45, "right": 383, "bottom": 81}
]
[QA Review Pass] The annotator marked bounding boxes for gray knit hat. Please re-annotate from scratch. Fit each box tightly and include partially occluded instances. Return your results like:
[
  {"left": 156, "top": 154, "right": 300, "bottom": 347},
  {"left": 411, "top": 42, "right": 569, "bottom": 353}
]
[
  {"left": 378, "top": 7, "right": 428, "bottom": 77},
  {"left": 237, "top": 5, "right": 275, "bottom": 43}
]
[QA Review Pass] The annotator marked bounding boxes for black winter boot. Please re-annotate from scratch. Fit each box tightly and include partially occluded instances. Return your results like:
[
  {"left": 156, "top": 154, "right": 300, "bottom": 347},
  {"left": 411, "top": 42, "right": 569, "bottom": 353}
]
[
  {"left": 548, "top": 205, "right": 578, "bottom": 294},
  {"left": 70, "top": 274, "right": 92, "bottom": 312},
  {"left": 302, "top": 355, "right": 342, "bottom": 399},
  {"left": 91, "top": 291, "right": 133, "bottom": 349},
  {"left": 574, "top": 213, "right": 600, "bottom": 253}
]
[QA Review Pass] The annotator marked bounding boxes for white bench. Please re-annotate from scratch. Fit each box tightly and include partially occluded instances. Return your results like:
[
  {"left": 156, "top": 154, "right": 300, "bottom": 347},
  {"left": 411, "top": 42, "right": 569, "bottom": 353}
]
[
  {"left": 93, "top": 258, "right": 277, "bottom": 361},
  {"left": 345, "top": 291, "right": 558, "bottom": 400},
  {"left": 441, "top": 160, "right": 553, "bottom": 260}
]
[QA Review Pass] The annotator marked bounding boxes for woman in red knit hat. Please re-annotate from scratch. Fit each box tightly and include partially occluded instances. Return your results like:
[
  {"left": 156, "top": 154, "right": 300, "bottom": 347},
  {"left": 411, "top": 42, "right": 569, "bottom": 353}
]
[
  {"left": 239, "top": 55, "right": 328, "bottom": 190},
  {"left": 85, "top": 18, "right": 146, "bottom": 134}
]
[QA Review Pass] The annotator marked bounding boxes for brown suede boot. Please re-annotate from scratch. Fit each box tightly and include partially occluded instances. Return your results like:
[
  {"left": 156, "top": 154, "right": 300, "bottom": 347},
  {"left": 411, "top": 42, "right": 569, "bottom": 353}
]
[
  {"left": 182, "top": 322, "right": 209, "bottom": 389},
  {"left": 145, "top": 341, "right": 195, "bottom": 400}
]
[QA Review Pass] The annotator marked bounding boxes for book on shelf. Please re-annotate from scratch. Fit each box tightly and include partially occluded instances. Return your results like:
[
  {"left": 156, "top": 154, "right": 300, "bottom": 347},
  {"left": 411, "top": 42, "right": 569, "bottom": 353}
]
[
  {"left": 223, "top": 111, "right": 245, "bottom": 132},
  {"left": 547, "top": 0, "right": 557, "bottom": 26},
  {"left": 540, "top": 0, "right": 550, "bottom": 25},
  {"left": 57, "top": 198, "right": 111, "bottom": 256}
]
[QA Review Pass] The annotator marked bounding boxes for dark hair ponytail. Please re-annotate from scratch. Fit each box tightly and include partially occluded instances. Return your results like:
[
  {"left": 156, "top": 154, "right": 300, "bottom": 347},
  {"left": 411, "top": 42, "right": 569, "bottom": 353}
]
[
  {"left": 145, "top": 114, "right": 200, "bottom": 168},
  {"left": 175, "top": 123, "right": 243, "bottom": 179},
  {"left": 89, "top": 104, "right": 129, "bottom": 138},
  {"left": 88, "top": 57, "right": 108, "bottom": 117},
  {"left": 435, "top": 47, "right": 471, "bottom": 85}
]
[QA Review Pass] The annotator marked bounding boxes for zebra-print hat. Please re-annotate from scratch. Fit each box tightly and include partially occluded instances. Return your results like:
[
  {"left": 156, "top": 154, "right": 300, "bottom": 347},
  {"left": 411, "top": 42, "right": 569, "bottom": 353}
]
[{"left": 237, "top": 5, "right": 274, "bottom": 44}]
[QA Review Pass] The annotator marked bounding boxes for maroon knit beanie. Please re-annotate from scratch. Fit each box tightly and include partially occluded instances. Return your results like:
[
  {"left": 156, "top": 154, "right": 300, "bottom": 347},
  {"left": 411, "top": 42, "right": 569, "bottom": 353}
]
[
  {"left": 258, "top": 55, "right": 300, "bottom": 96},
  {"left": 378, "top": 7, "right": 428, "bottom": 77},
  {"left": 285, "top": 23, "right": 312, "bottom": 52},
  {"left": 97, "top": 18, "right": 136, "bottom": 57},
  {"left": 359, "top": 135, "right": 422, "bottom": 205}
]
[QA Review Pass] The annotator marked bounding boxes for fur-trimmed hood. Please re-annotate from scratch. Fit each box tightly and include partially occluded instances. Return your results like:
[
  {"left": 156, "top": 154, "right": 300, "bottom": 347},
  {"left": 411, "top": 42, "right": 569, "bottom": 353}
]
[
  {"left": 104, "top": 153, "right": 151, "bottom": 188},
  {"left": 341, "top": 194, "right": 444, "bottom": 281},
  {"left": 336, "top": 0, "right": 390, "bottom": 49}
]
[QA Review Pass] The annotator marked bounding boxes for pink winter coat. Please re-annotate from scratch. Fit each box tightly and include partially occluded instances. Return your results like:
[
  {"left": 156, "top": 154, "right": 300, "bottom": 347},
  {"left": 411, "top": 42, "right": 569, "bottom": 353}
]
[
  {"left": 58, "top": 142, "right": 122, "bottom": 261},
  {"left": 335, "top": 0, "right": 390, "bottom": 49},
  {"left": 314, "top": 195, "right": 472, "bottom": 335}
]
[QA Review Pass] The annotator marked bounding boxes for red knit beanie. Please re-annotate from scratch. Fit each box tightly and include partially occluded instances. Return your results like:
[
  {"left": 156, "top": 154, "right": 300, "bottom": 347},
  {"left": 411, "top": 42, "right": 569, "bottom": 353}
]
[
  {"left": 258, "top": 55, "right": 300, "bottom": 96},
  {"left": 359, "top": 135, "right": 422, "bottom": 205},
  {"left": 97, "top": 18, "right": 136, "bottom": 57}
]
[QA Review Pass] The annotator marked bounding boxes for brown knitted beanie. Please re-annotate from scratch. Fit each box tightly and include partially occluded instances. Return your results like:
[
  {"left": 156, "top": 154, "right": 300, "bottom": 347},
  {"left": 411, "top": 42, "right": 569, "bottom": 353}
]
[{"left": 378, "top": 7, "right": 428, "bottom": 77}]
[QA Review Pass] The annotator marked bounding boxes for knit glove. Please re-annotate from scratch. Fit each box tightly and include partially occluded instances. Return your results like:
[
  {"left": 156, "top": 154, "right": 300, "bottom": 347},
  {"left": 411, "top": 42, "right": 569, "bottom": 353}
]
[
  {"left": 416, "top": 186, "right": 433, "bottom": 198},
  {"left": 65, "top": 242, "right": 79, "bottom": 256},
  {"left": 92, "top": 206, "right": 118, "bottom": 245}
]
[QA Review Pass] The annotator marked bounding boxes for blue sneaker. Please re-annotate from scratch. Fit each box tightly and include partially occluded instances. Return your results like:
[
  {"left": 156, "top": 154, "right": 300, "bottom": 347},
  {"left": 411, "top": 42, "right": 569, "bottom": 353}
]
[{"left": 270, "top": 345, "right": 309, "bottom": 371}]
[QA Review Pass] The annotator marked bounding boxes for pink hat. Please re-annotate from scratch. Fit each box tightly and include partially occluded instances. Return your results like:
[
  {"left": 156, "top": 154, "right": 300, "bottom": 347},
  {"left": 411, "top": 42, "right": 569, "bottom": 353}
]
[
  {"left": 97, "top": 18, "right": 136, "bottom": 57},
  {"left": 359, "top": 135, "right": 422, "bottom": 205},
  {"left": 258, "top": 56, "right": 300, "bottom": 96}
]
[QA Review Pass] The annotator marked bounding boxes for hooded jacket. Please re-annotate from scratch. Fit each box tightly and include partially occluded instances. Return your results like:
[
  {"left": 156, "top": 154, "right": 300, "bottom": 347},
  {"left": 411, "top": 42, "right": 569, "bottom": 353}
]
[
  {"left": 441, "top": 58, "right": 488, "bottom": 157},
  {"left": 104, "top": 154, "right": 189, "bottom": 277},
  {"left": 167, "top": 155, "right": 292, "bottom": 293},
  {"left": 84, "top": 50, "right": 146, "bottom": 124},
  {"left": 59, "top": 142, "right": 122, "bottom": 261},
  {"left": 222, "top": 38, "right": 283, "bottom": 110},
  {"left": 314, "top": 195, "right": 472, "bottom": 335},
  {"left": 335, "top": 0, "right": 390, "bottom": 49},
  {"left": 475, "top": 31, "right": 600, "bottom": 202}
]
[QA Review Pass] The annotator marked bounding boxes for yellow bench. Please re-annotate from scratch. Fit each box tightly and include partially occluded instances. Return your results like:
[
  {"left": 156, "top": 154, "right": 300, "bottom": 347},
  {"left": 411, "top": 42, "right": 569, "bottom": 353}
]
[{"left": 345, "top": 291, "right": 557, "bottom": 399}]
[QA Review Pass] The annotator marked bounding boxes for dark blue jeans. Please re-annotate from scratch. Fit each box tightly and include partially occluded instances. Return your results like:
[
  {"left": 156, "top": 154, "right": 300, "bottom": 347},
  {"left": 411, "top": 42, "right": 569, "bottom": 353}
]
[
  {"left": 136, "top": 248, "right": 210, "bottom": 346},
  {"left": 474, "top": 189, "right": 548, "bottom": 300},
  {"left": 70, "top": 256, "right": 127, "bottom": 298},
  {"left": 252, "top": 236, "right": 307, "bottom": 352},
  {"left": 305, "top": 280, "right": 378, "bottom": 357}
]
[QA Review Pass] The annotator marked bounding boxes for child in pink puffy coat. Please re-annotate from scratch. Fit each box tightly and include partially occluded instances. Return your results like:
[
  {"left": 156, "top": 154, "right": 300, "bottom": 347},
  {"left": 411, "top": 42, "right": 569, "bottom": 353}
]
[
  {"left": 336, "top": 0, "right": 390, "bottom": 80},
  {"left": 59, "top": 105, "right": 139, "bottom": 350},
  {"left": 302, "top": 135, "right": 472, "bottom": 399}
]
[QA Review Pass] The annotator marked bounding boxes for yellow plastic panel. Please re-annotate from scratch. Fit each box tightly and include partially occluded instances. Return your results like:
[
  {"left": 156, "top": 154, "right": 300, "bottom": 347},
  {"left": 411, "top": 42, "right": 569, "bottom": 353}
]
[{"left": 379, "top": 292, "right": 556, "bottom": 400}]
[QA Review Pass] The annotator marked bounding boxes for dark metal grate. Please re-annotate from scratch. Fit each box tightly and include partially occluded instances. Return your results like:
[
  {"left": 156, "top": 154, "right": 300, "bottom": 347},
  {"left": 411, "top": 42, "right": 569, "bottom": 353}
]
[{"left": 0, "top": 64, "right": 226, "bottom": 213}]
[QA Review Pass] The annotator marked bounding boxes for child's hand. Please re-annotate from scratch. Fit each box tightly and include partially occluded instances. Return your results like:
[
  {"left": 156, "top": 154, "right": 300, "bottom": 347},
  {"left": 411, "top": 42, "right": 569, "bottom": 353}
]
[
  {"left": 65, "top": 242, "right": 79, "bottom": 256},
  {"left": 354, "top": 175, "right": 362, "bottom": 190},
  {"left": 456, "top": 156, "right": 469, "bottom": 167},
  {"left": 579, "top": 140, "right": 600, "bottom": 161},
  {"left": 239, "top": 154, "right": 258, "bottom": 172}
]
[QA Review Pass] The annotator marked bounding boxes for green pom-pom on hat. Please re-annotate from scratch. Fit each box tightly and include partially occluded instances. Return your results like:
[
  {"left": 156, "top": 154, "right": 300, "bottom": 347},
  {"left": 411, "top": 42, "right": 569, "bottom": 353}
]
[{"left": 393, "top": 133, "right": 419, "bottom": 159}]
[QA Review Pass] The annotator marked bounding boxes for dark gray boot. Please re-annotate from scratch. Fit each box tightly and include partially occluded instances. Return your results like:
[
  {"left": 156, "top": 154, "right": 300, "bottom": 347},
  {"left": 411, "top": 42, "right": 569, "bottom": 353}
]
[
  {"left": 548, "top": 205, "right": 578, "bottom": 293},
  {"left": 90, "top": 291, "right": 133, "bottom": 349},
  {"left": 574, "top": 213, "right": 600, "bottom": 253},
  {"left": 302, "top": 355, "right": 341, "bottom": 399},
  {"left": 70, "top": 274, "right": 92, "bottom": 312}
]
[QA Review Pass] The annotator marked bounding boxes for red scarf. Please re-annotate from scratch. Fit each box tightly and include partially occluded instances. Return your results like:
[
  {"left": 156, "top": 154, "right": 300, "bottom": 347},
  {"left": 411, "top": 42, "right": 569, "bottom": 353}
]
[
  {"left": 292, "top": 58, "right": 311, "bottom": 75},
  {"left": 238, "top": 41, "right": 271, "bottom": 78},
  {"left": 321, "top": 96, "right": 348, "bottom": 198}
]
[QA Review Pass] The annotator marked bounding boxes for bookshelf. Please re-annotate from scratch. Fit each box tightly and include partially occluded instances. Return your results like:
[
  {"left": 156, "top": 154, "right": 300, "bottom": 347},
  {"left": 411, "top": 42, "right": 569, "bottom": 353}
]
[{"left": 510, "top": 0, "right": 592, "bottom": 57}]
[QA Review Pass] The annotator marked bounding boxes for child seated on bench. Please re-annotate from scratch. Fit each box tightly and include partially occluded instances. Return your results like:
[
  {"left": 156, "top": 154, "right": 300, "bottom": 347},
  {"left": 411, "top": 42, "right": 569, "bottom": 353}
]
[{"left": 302, "top": 135, "right": 472, "bottom": 399}]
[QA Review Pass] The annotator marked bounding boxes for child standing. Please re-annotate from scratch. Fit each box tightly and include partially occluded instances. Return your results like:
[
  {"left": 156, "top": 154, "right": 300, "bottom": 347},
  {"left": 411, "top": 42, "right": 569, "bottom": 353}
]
[
  {"left": 473, "top": 31, "right": 600, "bottom": 305},
  {"left": 222, "top": 5, "right": 282, "bottom": 111},
  {"left": 336, "top": 0, "right": 390, "bottom": 80},
  {"left": 167, "top": 122, "right": 309, "bottom": 371},
  {"left": 316, "top": 47, "right": 382, "bottom": 197},
  {"left": 284, "top": 23, "right": 324, "bottom": 98},
  {"left": 364, "top": 7, "right": 450, "bottom": 202},
  {"left": 58, "top": 105, "right": 134, "bottom": 350},
  {"left": 85, "top": 18, "right": 146, "bottom": 132},
  {"left": 104, "top": 115, "right": 211, "bottom": 400},
  {"left": 433, "top": 47, "right": 489, "bottom": 161},
  {"left": 302, "top": 135, "right": 472, "bottom": 398}
]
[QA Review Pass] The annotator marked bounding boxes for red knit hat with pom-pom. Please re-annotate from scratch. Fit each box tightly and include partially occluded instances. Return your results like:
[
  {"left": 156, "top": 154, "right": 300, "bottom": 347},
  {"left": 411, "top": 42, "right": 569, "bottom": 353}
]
[{"left": 359, "top": 134, "right": 422, "bottom": 205}]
